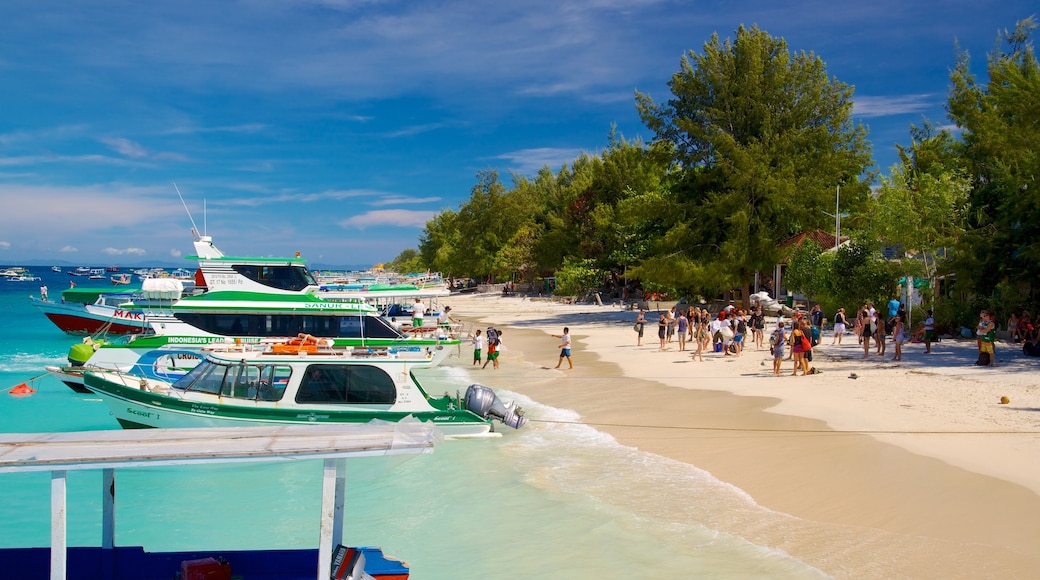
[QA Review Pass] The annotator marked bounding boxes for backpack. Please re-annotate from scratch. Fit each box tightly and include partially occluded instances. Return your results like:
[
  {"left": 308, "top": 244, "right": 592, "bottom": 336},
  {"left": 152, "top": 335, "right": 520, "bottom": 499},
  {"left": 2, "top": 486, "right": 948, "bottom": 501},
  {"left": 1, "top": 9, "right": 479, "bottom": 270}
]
[
  {"left": 769, "top": 330, "right": 780, "bottom": 346},
  {"left": 737, "top": 320, "right": 747, "bottom": 334},
  {"left": 486, "top": 327, "right": 500, "bottom": 346}
]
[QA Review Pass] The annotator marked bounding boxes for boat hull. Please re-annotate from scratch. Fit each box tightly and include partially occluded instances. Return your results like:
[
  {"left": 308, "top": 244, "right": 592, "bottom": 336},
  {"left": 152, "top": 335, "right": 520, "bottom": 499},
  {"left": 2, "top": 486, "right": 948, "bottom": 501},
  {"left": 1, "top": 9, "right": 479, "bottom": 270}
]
[
  {"left": 32, "top": 299, "right": 151, "bottom": 336},
  {"left": 85, "top": 372, "right": 496, "bottom": 438}
]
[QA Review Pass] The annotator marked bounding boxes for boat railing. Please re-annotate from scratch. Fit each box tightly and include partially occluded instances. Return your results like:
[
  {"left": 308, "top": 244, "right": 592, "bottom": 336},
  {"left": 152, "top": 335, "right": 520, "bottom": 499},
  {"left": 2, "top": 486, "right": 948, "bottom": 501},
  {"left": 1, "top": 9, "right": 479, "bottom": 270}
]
[{"left": 0, "top": 423, "right": 436, "bottom": 580}]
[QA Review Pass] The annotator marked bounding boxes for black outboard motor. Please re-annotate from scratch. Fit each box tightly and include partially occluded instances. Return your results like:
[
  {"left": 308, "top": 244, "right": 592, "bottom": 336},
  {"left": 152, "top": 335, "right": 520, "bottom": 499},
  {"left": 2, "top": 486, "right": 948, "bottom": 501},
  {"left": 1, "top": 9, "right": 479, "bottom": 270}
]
[{"left": 464, "top": 384, "right": 526, "bottom": 429}]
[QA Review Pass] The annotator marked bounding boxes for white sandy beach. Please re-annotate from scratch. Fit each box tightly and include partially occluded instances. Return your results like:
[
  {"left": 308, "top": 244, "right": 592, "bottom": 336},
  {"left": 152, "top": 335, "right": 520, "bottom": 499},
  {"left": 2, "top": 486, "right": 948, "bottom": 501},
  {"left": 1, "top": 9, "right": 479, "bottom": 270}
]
[{"left": 444, "top": 293, "right": 1040, "bottom": 578}]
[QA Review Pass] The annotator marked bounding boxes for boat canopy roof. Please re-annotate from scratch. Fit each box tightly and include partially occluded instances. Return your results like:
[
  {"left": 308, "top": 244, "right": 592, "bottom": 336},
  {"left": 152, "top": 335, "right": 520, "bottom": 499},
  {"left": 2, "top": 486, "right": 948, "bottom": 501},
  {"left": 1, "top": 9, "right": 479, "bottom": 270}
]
[
  {"left": 60, "top": 287, "right": 140, "bottom": 304},
  {"left": 141, "top": 278, "right": 185, "bottom": 300}
]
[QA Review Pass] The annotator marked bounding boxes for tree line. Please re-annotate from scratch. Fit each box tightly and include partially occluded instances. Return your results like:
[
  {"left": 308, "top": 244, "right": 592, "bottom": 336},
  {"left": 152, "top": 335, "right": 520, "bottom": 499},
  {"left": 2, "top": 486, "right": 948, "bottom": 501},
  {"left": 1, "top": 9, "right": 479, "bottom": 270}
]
[{"left": 387, "top": 19, "right": 1039, "bottom": 332}]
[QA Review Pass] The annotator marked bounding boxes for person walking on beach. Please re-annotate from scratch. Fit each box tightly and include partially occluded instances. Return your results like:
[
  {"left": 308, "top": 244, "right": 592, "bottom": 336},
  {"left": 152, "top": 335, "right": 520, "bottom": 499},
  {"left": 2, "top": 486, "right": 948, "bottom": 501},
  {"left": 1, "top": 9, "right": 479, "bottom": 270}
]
[
  {"left": 692, "top": 318, "right": 705, "bottom": 362},
  {"left": 810, "top": 304, "right": 824, "bottom": 340},
  {"left": 552, "top": 327, "right": 573, "bottom": 369},
  {"left": 676, "top": 311, "right": 688, "bottom": 351},
  {"left": 771, "top": 322, "right": 786, "bottom": 375},
  {"left": 859, "top": 307, "right": 873, "bottom": 359},
  {"left": 790, "top": 320, "right": 808, "bottom": 375},
  {"left": 750, "top": 306, "right": 765, "bottom": 349},
  {"left": 658, "top": 312, "right": 668, "bottom": 350},
  {"left": 832, "top": 308, "right": 847, "bottom": 344},
  {"left": 874, "top": 309, "right": 887, "bottom": 357},
  {"left": 635, "top": 309, "right": 647, "bottom": 346},
  {"left": 891, "top": 315, "right": 905, "bottom": 361},
  {"left": 482, "top": 328, "right": 501, "bottom": 369},
  {"left": 470, "top": 329, "right": 484, "bottom": 366}
]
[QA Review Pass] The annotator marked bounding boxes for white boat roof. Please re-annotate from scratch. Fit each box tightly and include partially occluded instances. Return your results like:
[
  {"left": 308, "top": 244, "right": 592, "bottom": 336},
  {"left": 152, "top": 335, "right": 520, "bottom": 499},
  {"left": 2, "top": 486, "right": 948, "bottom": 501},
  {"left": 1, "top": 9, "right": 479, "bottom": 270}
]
[
  {"left": 0, "top": 422, "right": 438, "bottom": 473},
  {"left": 140, "top": 277, "right": 185, "bottom": 299}
]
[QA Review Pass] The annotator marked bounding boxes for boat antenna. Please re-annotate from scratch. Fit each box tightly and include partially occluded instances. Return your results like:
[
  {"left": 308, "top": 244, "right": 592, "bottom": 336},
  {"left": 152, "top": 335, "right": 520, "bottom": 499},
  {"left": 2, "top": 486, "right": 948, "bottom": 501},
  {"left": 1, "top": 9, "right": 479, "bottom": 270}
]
[{"left": 174, "top": 182, "right": 202, "bottom": 241}]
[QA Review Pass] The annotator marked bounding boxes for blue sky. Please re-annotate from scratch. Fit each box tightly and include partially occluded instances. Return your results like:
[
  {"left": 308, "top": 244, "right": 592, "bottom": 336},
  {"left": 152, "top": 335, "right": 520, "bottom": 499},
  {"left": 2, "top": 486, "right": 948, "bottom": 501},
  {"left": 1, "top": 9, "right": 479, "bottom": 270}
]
[{"left": 0, "top": 1, "right": 1034, "bottom": 267}]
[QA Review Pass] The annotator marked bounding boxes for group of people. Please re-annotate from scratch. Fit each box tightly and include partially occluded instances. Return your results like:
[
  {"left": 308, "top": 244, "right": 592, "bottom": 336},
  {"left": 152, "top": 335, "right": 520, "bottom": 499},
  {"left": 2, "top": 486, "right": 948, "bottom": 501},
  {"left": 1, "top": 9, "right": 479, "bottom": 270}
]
[
  {"left": 1006, "top": 312, "right": 1038, "bottom": 344},
  {"left": 468, "top": 327, "right": 504, "bottom": 369},
  {"left": 635, "top": 304, "right": 771, "bottom": 361},
  {"left": 847, "top": 300, "right": 936, "bottom": 361},
  {"left": 630, "top": 298, "right": 949, "bottom": 375},
  {"left": 768, "top": 315, "right": 820, "bottom": 376}
]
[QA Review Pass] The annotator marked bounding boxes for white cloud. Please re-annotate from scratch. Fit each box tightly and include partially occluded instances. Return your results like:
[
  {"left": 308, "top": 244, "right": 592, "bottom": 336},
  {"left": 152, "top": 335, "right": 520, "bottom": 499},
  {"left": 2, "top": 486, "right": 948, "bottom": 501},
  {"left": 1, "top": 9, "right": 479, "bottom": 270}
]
[
  {"left": 0, "top": 241, "right": 10, "bottom": 250},
  {"left": 853, "top": 95, "right": 935, "bottom": 118},
  {"left": 170, "top": 248, "right": 182, "bottom": 257},
  {"left": 338, "top": 210, "right": 435, "bottom": 229},
  {"left": 493, "top": 147, "right": 587, "bottom": 175},
  {"left": 215, "top": 188, "right": 384, "bottom": 207},
  {"left": 100, "top": 137, "right": 149, "bottom": 158},
  {"left": 60, "top": 246, "right": 79, "bottom": 253},
  {"left": 102, "top": 247, "right": 147, "bottom": 255},
  {"left": 162, "top": 123, "right": 267, "bottom": 135},
  {"left": 370, "top": 196, "right": 442, "bottom": 206}
]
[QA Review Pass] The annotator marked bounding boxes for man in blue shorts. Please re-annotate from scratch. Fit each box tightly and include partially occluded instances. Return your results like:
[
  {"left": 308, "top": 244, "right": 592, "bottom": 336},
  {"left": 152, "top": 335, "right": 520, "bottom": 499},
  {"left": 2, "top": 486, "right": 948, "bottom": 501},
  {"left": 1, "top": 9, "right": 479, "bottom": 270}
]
[{"left": 552, "top": 327, "right": 573, "bottom": 369}]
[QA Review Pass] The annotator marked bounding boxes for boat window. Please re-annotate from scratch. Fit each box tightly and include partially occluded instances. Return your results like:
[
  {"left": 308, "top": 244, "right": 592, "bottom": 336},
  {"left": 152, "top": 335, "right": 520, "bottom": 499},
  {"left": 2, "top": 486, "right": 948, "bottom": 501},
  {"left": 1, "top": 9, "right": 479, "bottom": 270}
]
[
  {"left": 338, "top": 316, "right": 363, "bottom": 338},
  {"left": 174, "top": 313, "right": 404, "bottom": 340},
  {"left": 258, "top": 365, "right": 291, "bottom": 402},
  {"left": 231, "top": 265, "right": 316, "bottom": 292},
  {"left": 363, "top": 316, "right": 405, "bottom": 339},
  {"left": 295, "top": 364, "right": 396, "bottom": 405},
  {"left": 172, "top": 360, "right": 210, "bottom": 390},
  {"left": 186, "top": 362, "right": 229, "bottom": 395},
  {"left": 223, "top": 364, "right": 262, "bottom": 399}
]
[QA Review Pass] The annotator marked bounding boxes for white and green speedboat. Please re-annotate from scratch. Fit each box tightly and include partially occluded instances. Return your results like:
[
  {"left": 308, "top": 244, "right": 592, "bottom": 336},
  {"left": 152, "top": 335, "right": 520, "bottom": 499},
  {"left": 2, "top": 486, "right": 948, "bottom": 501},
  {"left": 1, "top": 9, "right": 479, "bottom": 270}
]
[
  {"left": 83, "top": 342, "right": 526, "bottom": 438},
  {"left": 48, "top": 233, "right": 459, "bottom": 392}
]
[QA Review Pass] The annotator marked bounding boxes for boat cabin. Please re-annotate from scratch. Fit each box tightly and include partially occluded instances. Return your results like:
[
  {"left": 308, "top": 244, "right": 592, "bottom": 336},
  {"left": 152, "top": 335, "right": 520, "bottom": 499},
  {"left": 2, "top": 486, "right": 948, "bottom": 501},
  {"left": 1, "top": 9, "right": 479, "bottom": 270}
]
[{"left": 172, "top": 356, "right": 399, "bottom": 405}]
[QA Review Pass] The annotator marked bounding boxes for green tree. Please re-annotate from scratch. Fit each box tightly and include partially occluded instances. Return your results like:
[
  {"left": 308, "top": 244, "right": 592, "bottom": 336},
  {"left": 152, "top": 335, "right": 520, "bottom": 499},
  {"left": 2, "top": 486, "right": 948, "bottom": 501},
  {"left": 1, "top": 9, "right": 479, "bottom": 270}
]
[
  {"left": 386, "top": 248, "right": 425, "bottom": 274},
  {"left": 827, "top": 241, "right": 897, "bottom": 310},
  {"left": 635, "top": 25, "right": 873, "bottom": 304},
  {"left": 947, "top": 17, "right": 1040, "bottom": 296},
  {"left": 867, "top": 124, "right": 970, "bottom": 289},
  {"left": 553, "top": 257, "right": 605, "bottom": 297},
  {"left": 784, "top": 239, "right": 829, "bottom": 303}
]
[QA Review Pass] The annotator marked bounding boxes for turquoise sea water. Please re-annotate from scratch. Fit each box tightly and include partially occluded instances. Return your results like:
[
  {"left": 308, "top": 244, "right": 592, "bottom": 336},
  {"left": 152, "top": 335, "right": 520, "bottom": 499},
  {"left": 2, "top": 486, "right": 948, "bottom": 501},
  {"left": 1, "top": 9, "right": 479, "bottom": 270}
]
[{"left": 0, "top": 271, "right": 825, "bottom": 579}]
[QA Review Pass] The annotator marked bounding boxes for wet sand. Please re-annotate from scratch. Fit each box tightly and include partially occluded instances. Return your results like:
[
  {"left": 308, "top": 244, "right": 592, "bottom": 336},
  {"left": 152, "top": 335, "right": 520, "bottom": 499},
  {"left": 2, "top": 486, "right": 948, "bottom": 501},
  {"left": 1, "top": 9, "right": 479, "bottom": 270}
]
[{"left": 447, "top": 294, "right": 1040, "bottom": 578}]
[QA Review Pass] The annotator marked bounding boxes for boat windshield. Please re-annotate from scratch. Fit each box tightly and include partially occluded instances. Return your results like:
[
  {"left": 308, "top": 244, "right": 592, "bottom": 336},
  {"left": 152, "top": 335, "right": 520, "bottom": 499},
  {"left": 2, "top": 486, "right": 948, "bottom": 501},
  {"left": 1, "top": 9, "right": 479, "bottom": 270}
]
[
  {"left": 232, "top": 264, "right": 317, "bottom": 292},
  {"left": 173, "top": 359, "right": 292, "bottom": 402}
]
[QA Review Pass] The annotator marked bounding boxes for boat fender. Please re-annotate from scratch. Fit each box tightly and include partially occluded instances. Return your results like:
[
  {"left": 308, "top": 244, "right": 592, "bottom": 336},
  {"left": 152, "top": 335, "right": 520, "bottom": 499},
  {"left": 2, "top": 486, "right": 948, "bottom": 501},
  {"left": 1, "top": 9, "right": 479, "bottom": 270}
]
[
  {"left": 8, "top": 382, "right": 36, "bottom": 396},
  {"left": 464, "top": 384, "right": 527, "bottom": 429}
]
